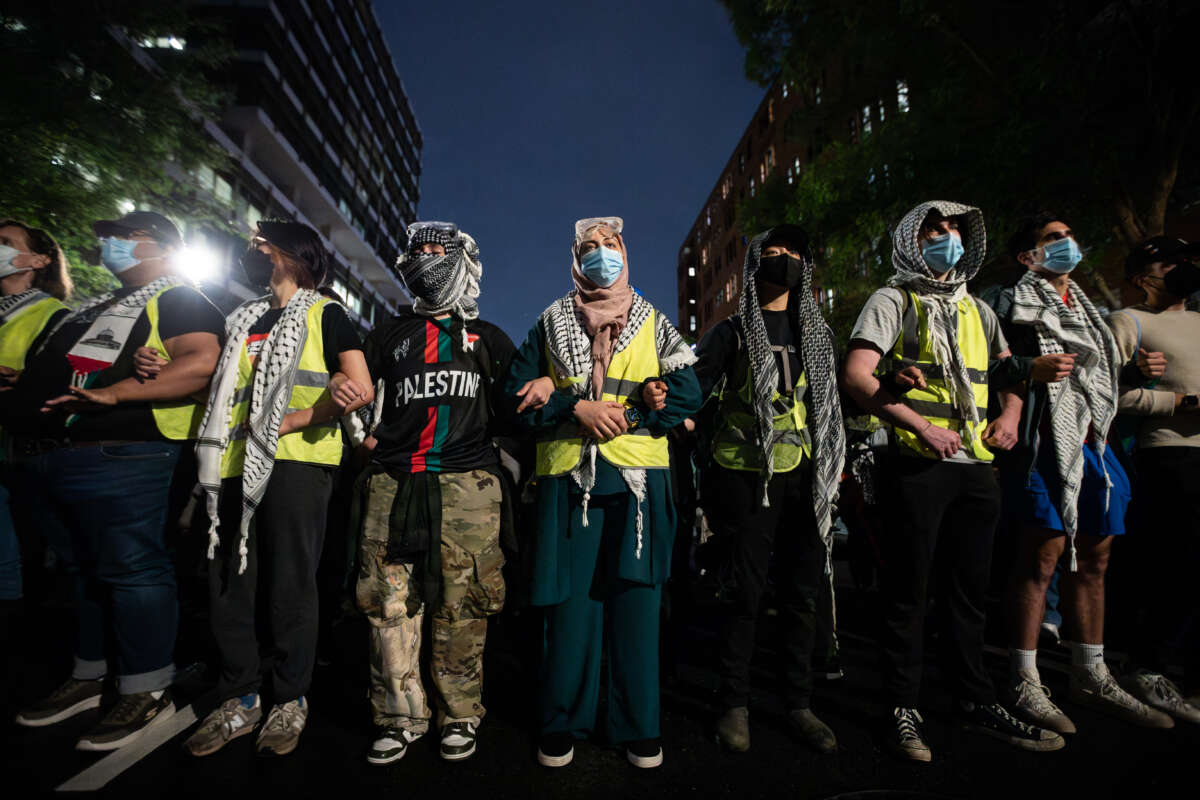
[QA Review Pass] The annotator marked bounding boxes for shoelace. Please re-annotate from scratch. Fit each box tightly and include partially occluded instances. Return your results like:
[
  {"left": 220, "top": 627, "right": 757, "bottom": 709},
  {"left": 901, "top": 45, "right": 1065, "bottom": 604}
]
[
  {"left": 1094, "top": 668, "right": 1144, "bottom": 709},
  {"left": 1017, "top": 679, "right": 1062, "bottom": 716},
  {"left": 987, "top": 704, "right": 1038, "bottom": 735},
  {"left": 1147, "top": 674, "right": 1187, "bottom": 709},
  {"left": 105, "top": 694, "right": 151, "bottom": 726},
  {"left": 264, "top": 703, "right": 301, "bottom": 733},
  {"left": 894, "top": 708, "right": 925, "bottom": 743},
  {"left": 52, "top": 680, "right": 92, "bottom": 702},
  {"left": 203, "top": 698, "right": 245, "bottom": 733}
]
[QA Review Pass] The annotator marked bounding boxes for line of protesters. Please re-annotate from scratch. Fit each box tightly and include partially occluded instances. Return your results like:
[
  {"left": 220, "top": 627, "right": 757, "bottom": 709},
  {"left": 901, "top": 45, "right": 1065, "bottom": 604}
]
[{"left": 0, "top": 203, "right": 1197, "bottom": 770}]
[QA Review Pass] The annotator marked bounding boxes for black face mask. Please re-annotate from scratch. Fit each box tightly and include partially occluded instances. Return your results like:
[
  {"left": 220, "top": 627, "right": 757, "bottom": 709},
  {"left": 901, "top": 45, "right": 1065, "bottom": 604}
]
[
  {"left": 757, "top": 254, "right": 807, "bottom": 290},
  {"left": 240, "top": 248, "right": 275, "bottom": 287},
  {"left": 1163, "top": 261, "right": 1200, "bottom": 298}
]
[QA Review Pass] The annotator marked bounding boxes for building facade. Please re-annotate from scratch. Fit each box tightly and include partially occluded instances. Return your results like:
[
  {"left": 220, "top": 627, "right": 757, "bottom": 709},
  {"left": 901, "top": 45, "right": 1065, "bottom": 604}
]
[{"left": 144, "top": 0, "right": 421, "bottom": 323}]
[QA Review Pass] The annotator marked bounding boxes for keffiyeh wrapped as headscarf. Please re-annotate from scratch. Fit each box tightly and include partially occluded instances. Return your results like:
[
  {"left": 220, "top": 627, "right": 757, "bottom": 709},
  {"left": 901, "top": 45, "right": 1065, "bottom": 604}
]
[
  {"left": 887, "top": 200, "right": 988, "bottom": 447},
  {"left": 397, "top": 221, "right": 483, "bottom": 350},
  {"left": 570, "top": 217, "right": 634, "bottom": 399},
  {"left": 738, "top": 228, "right": 845, "bottom": 550}
]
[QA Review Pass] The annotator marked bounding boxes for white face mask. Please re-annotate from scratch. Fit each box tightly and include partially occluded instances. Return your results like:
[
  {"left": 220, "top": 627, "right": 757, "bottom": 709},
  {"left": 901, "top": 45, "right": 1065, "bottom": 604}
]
[{"left": 0, "top": 244, "right": 34, "bottom": 280}]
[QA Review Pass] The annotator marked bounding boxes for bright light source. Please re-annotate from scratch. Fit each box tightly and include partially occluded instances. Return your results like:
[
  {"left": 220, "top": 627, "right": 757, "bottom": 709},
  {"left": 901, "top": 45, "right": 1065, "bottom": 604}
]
[
  {"left": 117, "top": 199, "right": 136, "bottom": 215},
  {"left": 177, "top": 242, "right": 222, "bottom": 284}
]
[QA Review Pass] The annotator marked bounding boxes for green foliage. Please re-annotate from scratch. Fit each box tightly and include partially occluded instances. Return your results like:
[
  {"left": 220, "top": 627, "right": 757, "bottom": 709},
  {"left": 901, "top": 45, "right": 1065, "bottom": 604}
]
[
  {"left": 0, "top": 1, "right": 232, "bottom": 301},
  {"left": 722, "top": 0, "right": 1199, "bottom": 328}
]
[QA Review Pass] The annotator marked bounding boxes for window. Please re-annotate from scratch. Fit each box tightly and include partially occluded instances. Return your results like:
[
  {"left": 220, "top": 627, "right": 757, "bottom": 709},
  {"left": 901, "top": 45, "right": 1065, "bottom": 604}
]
[
  {"left": 245, "top": 204, "right": 261, "bottom": 228},
  {"left": 781, "top": 82, "right": 788, "bottom": 99},
  {"left": 214, "top": 175, "right": 233, "bottom": 206},
  {"left": 688, "top": 266, "right": 695, "bottom": 277},
  {"left": 689, "top": 315, "right": 696, "bottom": 333},
  {"left": 722, "top": 175, "right": 731, "bottom": 199},
  {"left": 738, "top": 152, "right": 746, "bottom": 173},
  {"left": 848, "top": 114, "right": 858, "bottom": 143},
  {"left": 767, "top": 98, "right": 775, "bottom": 124},
  {"left": 701, "top": 247, "right": 708, "bottom": 266},
  {"left": 897, "top": 80, "right": 910, "bottom": 112},
  {"left": 749, "top": 177, "right": 756, "bottom": 197},
  {"left": 861, "top": 105, "right": 872, "bottom": 136},
  {"left": 766, "top": 145, "right": 776, "bottom": 173},
  {"left": 878, "top": 99, "right": 886, "bottom": 123}
]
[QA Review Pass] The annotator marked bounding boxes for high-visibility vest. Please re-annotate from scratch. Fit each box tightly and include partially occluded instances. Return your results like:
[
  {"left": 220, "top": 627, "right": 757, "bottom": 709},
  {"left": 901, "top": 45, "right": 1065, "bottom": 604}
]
[
  {"left": 143, "top": 289, "right": 209, "bottom": 441},
  {"left": 534, "top": 310, "right": 670, "bottom": 477},
  {"left": 711, "top": 346, "right": 811, "bottom": 473},
  {"left": 0, "top": 295, "right": 67, "bottom": 371},
  {"left": 220, "top": 298, "right": 341, "bottom": 478},
  {"left": 880, "top": 290, "right": 993, "bottom": 462}
]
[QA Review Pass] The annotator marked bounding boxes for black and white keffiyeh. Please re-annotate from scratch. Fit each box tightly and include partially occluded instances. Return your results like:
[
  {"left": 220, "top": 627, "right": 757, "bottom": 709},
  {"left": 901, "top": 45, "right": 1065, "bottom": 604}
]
[
  {"left": 195, "top": 288, "right": 324, "bottom": 574},
  {"left": 0, "top": 288, "right": 50, "bottom": 322},
  {"left": 1010, "top": 271, "right": 1120, "bottom": 570},
  {"left": 887, "top": 200, "right": 988, "bottom": 446},
  {"left": 738, "top": 229, "right": 845, "bottom": 551},
  {"left": 396, "top": 223, "right": 482, "bottom": 350},
  {"left": 538, "top": 291, "right": 696, "bottom": 557}
]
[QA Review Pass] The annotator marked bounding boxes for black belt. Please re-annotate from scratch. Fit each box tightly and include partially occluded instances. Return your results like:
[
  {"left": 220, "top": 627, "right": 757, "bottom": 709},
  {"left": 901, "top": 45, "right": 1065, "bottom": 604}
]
[{"left": 10, "top": 438, "right": 142, "bottom": 457}]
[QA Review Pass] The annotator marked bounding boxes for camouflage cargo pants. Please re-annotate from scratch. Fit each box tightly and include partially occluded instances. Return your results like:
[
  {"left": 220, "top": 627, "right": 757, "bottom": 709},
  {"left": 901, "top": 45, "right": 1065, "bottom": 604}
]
[{"left": 356, "top": 469, "right": 505, "bottom": 732}]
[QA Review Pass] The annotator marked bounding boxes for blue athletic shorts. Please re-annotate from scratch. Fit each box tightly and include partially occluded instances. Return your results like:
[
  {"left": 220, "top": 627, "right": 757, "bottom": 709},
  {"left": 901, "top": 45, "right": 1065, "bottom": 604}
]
[{"left": 1002, "top": 441, "right": 1132, "bottom": 536}]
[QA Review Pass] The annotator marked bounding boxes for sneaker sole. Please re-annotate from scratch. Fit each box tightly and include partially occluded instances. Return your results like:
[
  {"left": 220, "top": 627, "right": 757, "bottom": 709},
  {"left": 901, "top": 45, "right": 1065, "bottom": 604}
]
[
  {"left": 441, "top": 742, "right": 476, "bottom": 761},
  {"left": 15, "top": 694, "right": 102, "bottom": 727},
  {"left": 627, "top": 749, "right": 663, "bottom": 768},
  {"left": 537, "top": 747, "right": 574, "bottom": 767},
  {"left": 256, "top": 736, "right": 301, "bottom": 757},
  {"left": 76, "top": 702, "right": 176, "bottom": 752},
  {"left": 884, "top": 741, "right": 932, "bottom": 763},
  {"left": 186, "top": 719, "right": 260, "bottom": 757},
  {"left": 962, "top": 722, "right": 1065, "bottom": 752},
  {"left": 366, "top": 748, "right": 408, "bottom": 765}
]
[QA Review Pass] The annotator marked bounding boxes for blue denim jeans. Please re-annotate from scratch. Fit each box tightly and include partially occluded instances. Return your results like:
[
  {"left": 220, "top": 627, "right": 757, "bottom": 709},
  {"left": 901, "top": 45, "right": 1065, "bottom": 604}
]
[
  {"left": 28, "top": 442, "right": 183, "bottom": 694},
  {"left": 0, "top": 477, "right": 20, "bottom": 600}
]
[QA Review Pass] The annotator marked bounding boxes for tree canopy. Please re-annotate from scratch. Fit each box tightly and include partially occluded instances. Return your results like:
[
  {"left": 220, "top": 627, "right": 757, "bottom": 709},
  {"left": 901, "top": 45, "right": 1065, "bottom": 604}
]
[
  {"left": 723, "top": 0, "right": 1199, "bottom": 336},
  {"left": 0, "top": 1, "right": 231, "bottom": 302}
]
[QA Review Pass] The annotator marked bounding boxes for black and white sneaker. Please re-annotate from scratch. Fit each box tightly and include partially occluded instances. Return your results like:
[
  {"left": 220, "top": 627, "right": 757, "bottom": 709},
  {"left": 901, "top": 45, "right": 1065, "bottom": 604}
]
[
  {"left": 15, "top": 677, "right": 103, "bottom": 727},
  {"left": 959, "top": 701, "right": 1064, "bottom": 752},
  {"left": 626, "top": 738, "right": 663, "bottom": 768},
  {"left": 537, "top": 732, "right": 574, "bottom": 767},
  {"left": 76, "top": 690, "right": 175, "bottom": 751},
  {"left": 886, "top": 707, "right": 932, "bottom": 763},
  {"left": 366, "top": 727, "right": 422, "bottom": 765},
  {"left": 440, "top": 721, "right": 477, "bottom": 761}
]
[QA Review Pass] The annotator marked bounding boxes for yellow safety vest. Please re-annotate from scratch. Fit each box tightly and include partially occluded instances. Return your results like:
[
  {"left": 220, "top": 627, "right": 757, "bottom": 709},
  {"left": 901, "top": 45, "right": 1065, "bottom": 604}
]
[
  {"left": 881, "top": 290, "right": 993, "bottom": 462},
  {"left": 0, "top": 294, "right": 67, "bottom": 371},
  {"left": 143, "top": 289, "right": 210, "bottom": 441},
  {"left": 535, "top": 310, "right": 670, "bottom": 477},
  {"left": 711, "top": 346, "right": 811, "bottom": 473},
  {"left": 220, "top": 298, "right": 342, "bottom": 478}
]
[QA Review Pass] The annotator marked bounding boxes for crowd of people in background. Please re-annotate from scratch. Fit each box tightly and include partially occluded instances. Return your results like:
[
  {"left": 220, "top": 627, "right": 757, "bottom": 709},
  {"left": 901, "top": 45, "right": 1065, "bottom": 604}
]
[{"left": 0, "top": 201, "right": 1197, "bottom": 772}]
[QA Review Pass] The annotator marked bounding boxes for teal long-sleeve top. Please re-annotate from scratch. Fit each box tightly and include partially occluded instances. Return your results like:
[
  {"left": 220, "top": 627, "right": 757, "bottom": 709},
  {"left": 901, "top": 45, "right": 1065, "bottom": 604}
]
[{"left": 504, "top": 317, "right": 702, "bottom": 605}]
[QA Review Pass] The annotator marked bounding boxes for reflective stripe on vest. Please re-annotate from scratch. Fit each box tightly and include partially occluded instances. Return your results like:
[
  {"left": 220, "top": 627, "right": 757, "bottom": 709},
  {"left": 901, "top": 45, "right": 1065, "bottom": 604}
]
[
  {"left": 0, "top": 295, "right": 67, "bottom": 371},
  {"left": 220, "top": 299, "right": 341, "bottom": 477},
  {"left": 534, "top": 310, "right": 670, "bottom": 477},
  {"left": 711, "top": 345, "right": 811, "bottom": 473},
  {"left": 881, "top": 290, "right": 993, "bottom": 462},
  {"left": 143, "top": 288, "right": 208, "bottom": 441}
]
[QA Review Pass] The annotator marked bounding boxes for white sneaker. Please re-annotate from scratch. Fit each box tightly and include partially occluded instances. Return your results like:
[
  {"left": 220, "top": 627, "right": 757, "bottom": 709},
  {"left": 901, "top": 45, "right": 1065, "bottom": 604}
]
[
  {"left": 1122, "top": 671, "right": 1200, "bottom": 725},
  {"left": 1007, "top": 669, "right": 1076, "bottom": 734},
  {"left": 1069, "top": 663, "right": 1174, "bottom": 729},
  {"left": 367, "top": 726, "right": 422, "bottom": 765}
]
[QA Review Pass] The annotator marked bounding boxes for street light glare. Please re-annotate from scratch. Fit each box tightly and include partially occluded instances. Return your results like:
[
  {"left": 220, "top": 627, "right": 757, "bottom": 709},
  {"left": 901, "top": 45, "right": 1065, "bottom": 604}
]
[{"left": 176, "top": 242, "right": 222, "bottom": 284}]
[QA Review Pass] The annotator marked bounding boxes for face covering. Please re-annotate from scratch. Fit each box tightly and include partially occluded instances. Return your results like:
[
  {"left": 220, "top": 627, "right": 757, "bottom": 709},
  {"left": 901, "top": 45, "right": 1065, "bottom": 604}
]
[
  {"left": 757, "top": 253, "right": 806, "bottom": 289},
  {"left": 1162, "top": 261, "right": 1200, "bottom": 298},
  {"left": 579, "top": 246, "right": 624, "bottom": 287},
  {"left": 0, "top": 244, "right": 33, "bottom": 279},
  {"left": 921, "top": 232, "right": 964, "bottom": 273},
  {"left": 100, "top": 237, "right": 143, "bottom": 274},
  {"left": 1036, "top": 237, "right": 1083, "bottom": 274},
  {"left": 240, "top": 247, "right": 276, "bottom": 287}
]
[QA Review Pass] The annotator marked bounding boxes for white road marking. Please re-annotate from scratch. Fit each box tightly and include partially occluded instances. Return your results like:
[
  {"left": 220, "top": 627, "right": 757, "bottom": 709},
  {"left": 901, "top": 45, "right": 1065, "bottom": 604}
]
[{"left": 56, "top": 704, "right": 197, "bottom": 792}]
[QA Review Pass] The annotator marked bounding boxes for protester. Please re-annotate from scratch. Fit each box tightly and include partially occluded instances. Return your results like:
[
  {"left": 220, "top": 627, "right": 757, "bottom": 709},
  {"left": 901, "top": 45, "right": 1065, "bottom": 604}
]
[
  {"left": 6, "top": 211, "right": 222, "bottom": 750},
  {"left": 692, "top": 224, "right": 844, "bottom": 754},
  {"left": 1108, "top": 235, "right": 1200, "bottom": 722},
  {"left": 181, "top": 220, "right": 371, "bottom": 757},
  {"left": 354, "top": 221, "right": 516, "bottom": 765},
  {"left": 504, "top": 216, "right": 700, "bottom": 769},
  {"left": 0, "top": 219, "right": 72, "bottom": 635},
  {"left": 841, "top": 201, "right": 1064, "bottom": 762}
]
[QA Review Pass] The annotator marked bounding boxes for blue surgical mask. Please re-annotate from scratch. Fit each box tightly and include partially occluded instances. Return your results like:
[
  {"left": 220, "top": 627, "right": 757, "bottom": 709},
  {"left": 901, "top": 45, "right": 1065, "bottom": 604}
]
[
  {"left": 1037, "top": 237, "right": 1083, "bottom": 274},
  {"left": 0, "top": 244, "right": 33, "bottom": 279},
  {"left": 100, "top": 236, "right": 142, "bottom": 274},
  {"left": 921, "top": 233, "right": 964, "bottom": 273},
  {"left": 580, "top": 246, "right": 624, "bottom": 287}
]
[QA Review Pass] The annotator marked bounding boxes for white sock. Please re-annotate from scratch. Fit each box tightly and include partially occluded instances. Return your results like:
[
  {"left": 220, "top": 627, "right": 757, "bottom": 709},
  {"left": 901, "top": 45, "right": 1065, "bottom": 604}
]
[
  {"left": 1010, "top": 648, "right": 1039, "bottom": 676},
  {"left": 1069, "top": 641, "right": 1104, "bottom": 669}
]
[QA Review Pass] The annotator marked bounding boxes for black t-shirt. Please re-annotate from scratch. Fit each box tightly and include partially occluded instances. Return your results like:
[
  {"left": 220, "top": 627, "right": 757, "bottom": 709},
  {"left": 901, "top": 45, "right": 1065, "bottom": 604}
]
[
  {"left": 693, "top": 309, "right": 803, "bottom": 397},
  {"left": 3, "top": 285, "right": 225, "bottom": 441},
  {"left": 364, "top": 312, "right": 516, "bottom": 474},
  {"left": 246, "top": 303, "right": 361, "bottom": 375}
]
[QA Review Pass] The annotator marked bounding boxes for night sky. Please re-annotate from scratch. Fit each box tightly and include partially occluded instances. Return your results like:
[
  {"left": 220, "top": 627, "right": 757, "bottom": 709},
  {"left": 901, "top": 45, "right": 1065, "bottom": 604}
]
[{"left": 375, "top": 0, "right": 764, "bottom": 343}]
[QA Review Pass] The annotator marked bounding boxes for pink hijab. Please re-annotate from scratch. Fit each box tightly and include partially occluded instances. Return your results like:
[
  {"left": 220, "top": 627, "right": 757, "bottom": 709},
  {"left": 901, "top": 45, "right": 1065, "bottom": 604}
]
[{"left": 571, "top": 223, "right": 634, "bottom": 400}]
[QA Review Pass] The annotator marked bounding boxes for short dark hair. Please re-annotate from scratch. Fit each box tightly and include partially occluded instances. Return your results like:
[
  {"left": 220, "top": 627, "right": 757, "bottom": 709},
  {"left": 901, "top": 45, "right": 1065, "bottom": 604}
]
[
  {"left": 255, "top": 219, "right": 329, "bottom": 289},
  {"left": 1007, "top": 212, "right": 1064, "bottom": 260},
  {"left": 0, "top": 219, "right": 73, "bottom": 300}
]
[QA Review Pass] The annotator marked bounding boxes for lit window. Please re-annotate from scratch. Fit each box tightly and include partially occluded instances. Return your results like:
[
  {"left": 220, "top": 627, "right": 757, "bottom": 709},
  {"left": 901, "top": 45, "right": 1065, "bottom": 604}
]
[
  {"left": 782, "top": 82, "right": 788, "bottom": 99},
  {"left": 688, "top": 267, "right": 695, "bottom": 277},
  {"left": 768, "top": 99, "right": 775, "bottom": 124},
  {"left": 766, "top": 146, "right": 775, "bottom": 171},
  {"left": 878, "top": 100, "right": 886, "bottom": 123},
  {"left": 214, "top": 176, "right": 233, "bottom": 205},
  {"left": 689, "top": 297, "right": 695, "bottom": 304},
  {"left": 246, "top": 204, "right": 261, "bottom": 228},
  {"left": 749, "top": 177, "right": 756, "bottom": 197},
  {"left": 861, "top": 105, "right": 872, "bottom": 136},
  {"left": 815, "top": 84, "right": 822, "bottom": 105},
  {"left": 897, "top": 80, "right": 910, "bottom": 112},
  {"left": 689, "top": 315, "right": 696, "bottom": 332}
]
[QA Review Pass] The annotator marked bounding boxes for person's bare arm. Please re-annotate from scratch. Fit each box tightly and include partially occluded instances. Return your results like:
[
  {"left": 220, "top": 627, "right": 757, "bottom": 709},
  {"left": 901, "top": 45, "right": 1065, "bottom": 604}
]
[{"left": 280, "top": 349, "right": 373, "bottom": 436}]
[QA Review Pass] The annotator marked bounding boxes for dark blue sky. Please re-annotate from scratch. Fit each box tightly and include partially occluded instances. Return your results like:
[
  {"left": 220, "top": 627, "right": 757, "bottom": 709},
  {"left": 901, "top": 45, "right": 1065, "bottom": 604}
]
[{"left": 375, "top": 0, "right": 765, "bottom": 342}]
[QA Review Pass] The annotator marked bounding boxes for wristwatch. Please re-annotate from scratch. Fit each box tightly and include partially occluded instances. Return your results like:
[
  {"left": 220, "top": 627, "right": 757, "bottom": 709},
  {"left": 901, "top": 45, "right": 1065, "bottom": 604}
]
[{"left": 624, "top": 405, "right": 644, "bottom": 429}]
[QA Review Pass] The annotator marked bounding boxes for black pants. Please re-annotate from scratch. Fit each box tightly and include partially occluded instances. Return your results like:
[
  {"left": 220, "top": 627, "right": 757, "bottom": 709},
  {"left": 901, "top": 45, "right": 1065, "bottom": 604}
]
[
  {"left": 705, "top": 465, "right": 824, "bottom": 710},
  {"left": 209, "top": 461, "right": 333, "bottom": 703},
  {"left": 1130, "top": 447, "right": 1200, "bottom": 685},
  {"left": 877, "top": 456, "right": 999, "bottom": 707}
]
